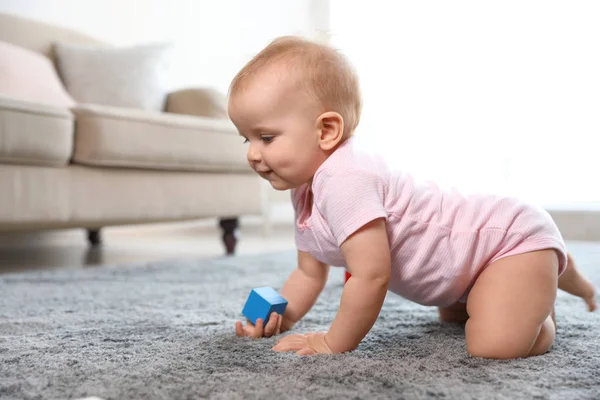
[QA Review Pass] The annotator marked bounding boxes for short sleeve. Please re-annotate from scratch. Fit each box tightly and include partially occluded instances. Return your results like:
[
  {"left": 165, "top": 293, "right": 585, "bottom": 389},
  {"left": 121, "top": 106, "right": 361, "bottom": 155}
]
[
  {"left": 313, "top": 170, "right": 387, "bottom": 246},
  {"left": 291, "top": 185, "right": 311, "bottom": 252}
]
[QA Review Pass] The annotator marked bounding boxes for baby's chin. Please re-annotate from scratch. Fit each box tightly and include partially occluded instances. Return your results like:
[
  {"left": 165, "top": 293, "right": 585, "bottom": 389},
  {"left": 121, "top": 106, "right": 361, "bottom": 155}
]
[
  {"left": 259, "top": 171, "right": 307, "bottom": 191},
  {"left": 265, "top": 177, "right": 300, "bottom": 191},
  {"left": 268, "top": 180, "right": 294, "bottom": 191}
]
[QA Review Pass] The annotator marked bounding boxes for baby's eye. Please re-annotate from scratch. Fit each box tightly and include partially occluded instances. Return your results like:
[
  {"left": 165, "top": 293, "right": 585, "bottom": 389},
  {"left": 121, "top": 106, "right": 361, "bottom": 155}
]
[
  {"left": 242, "top": 138, "right": 249, "bottom": 144},
  {"left": 261, "top": 136, "right": 274, "bottom": 143}
]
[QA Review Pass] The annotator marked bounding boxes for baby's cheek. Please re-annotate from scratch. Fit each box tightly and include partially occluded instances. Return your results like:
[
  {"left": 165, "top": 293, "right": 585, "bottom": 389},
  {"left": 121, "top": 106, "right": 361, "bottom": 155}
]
[{"left": 275, "top": 158, "right": 295, "bottom": 173}]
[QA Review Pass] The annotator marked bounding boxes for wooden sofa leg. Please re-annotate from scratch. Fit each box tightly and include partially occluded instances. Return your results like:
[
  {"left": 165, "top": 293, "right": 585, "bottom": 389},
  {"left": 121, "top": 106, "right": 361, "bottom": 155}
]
[
  {"left": 219, "top": 218, "right": 239, "bottom": 256},
  {"left": 87, "top": 228, "right": 102, "bottom": 247}
]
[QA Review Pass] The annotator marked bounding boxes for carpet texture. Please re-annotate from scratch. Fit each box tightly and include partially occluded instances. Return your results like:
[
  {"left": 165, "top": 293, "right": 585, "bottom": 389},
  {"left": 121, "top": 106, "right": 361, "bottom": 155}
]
[{"left": 1, "top": 242, "right": 599, "bottom": 400}]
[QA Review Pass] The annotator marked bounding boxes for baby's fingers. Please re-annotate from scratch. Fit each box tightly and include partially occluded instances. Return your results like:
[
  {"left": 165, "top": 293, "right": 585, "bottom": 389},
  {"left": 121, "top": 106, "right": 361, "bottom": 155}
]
[
  {"left": 235, "top": 321, "right": 245, "bottom": 337},
  {"left": 252, "top": 318, "right": 264, "bottom": 339},
  {"left": 276, "top": 313, "right": 283, "bottom": 335},
  {"left": 264, "top": 313, "right": 279, "bottom": 337},
  {"left": 296, "top": 347, "right": 316, "bottom": 356},
  {"left": 272, "top": 334, "right": 308, "bottom": 352}
]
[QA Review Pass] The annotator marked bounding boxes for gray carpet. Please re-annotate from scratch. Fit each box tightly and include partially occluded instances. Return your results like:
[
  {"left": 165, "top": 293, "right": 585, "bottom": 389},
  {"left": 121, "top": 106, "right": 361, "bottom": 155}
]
[{"left": 1, "top": 242, "right": 599, "bottom": 400}]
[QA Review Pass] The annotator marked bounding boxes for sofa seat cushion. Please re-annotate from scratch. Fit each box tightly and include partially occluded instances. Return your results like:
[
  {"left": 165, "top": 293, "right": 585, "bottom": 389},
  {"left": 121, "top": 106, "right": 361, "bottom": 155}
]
[
  {"left": 71, "top": 103, "right": 251, "bottom": 173},
  {"left": 0, "top": 96, "right": 74, "bottom": 166}
]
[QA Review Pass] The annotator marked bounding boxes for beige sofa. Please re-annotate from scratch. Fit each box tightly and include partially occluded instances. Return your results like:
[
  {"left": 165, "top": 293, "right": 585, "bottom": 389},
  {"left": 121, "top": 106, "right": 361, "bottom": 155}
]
[{"left": 0, "top": 13, "right": 261, "bottom": 255}]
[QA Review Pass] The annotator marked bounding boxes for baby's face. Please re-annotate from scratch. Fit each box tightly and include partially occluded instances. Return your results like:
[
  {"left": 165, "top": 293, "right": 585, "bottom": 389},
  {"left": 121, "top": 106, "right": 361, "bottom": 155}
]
[{"left": 228, "top": 69, "right": 327, "bottom": 191}]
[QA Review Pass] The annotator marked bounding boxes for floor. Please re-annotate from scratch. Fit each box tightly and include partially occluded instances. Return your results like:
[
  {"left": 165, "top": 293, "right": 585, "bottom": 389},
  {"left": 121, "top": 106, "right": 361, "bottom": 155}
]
[
  {"left": 0, "top": 219, "right": 296, "bottom": 274},
  {"left": 3, "top": 211, "right": 600, "bottom": 275}
]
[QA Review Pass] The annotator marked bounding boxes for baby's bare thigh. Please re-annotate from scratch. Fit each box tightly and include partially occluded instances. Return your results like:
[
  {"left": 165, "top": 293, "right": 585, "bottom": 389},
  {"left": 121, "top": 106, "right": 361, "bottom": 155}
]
[{"left": 465, "top": 249, "right": 559, "bottom": 358}]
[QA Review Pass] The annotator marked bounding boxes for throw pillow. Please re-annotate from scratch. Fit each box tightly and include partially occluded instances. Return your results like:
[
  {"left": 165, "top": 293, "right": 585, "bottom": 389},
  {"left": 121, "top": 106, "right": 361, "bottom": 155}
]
[
  {"left": 0, "top": 40, "right": 76, "bottom": 107},
  {"left": 54, "top": 42, "right": 173, "bottom": 111}
]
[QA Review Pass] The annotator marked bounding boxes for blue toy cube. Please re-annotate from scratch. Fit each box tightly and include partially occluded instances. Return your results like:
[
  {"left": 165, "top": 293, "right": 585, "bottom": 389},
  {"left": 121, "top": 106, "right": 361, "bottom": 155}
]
[{"left": 242, "top": 287, "right": 288, "bottom": 325}]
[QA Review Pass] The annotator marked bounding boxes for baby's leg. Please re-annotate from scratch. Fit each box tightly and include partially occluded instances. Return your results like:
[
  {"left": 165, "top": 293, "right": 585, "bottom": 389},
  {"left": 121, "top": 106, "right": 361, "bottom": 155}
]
[
  {"left": 465, "top": 249, "right": 558, "bottom": 359},
  {"left": 558, "top": 252, "right": 596, "bottom": 311}
]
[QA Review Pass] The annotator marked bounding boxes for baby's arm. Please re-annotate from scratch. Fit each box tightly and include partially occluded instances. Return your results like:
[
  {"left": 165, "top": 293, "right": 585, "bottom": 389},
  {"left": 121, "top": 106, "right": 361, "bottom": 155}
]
[
  {"left": 279, "top": 250, "right": 330, "bottom": 332},
  {"left": 325, "top": 218, "right": 391, "bottom": 353}
]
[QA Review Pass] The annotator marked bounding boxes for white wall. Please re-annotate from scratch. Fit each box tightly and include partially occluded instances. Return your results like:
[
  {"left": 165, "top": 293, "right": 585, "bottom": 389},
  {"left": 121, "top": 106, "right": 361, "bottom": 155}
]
[
  {"left": 0, "top": 0, "right": 324, "bottom": 93},
  {"left": 330, "top": 0, "right": 600, "bottom": 205}
]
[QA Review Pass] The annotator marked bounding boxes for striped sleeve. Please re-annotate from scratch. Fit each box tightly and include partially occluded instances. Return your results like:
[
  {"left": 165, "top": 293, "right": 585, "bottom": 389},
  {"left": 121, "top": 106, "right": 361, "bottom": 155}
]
[
  {"left": 291, "top": 186, "right": 311, "bottom": 252},
  {"left": 313, "top": 170, "right": 387, "bottom": 246}
]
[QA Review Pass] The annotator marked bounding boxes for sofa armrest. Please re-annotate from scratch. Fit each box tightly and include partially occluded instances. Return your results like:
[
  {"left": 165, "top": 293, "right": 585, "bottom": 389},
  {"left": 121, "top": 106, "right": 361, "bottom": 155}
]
[{"left": 166, "top": 87, "right": 228, "bottom": 119}]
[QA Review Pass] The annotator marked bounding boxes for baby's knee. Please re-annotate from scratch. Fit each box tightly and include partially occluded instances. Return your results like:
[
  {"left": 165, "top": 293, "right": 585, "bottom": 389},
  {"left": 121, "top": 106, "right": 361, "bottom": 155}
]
[
  {"left": 466, "top": 338, "right": 529, "bottom": 359},
  {"left": 465, "top": 319, "right": 551, "bottom": 360}
]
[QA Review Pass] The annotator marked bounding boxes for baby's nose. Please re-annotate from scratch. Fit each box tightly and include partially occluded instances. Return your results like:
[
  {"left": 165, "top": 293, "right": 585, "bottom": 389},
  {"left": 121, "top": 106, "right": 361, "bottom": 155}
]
[{"left": 247, "top": 145, "right": 261, "bottom": 163}]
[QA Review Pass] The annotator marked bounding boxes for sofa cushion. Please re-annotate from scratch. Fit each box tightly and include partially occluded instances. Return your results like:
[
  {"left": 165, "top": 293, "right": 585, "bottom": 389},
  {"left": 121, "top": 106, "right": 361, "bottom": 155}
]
[
  {"left": 71, "top": 103, "right": 251, "bottom": 173},
  {"left": 0, "top": 96, "right": 74, "bottom": 166},
  {"left": 0, "top": 40, "right": 76, "bottom": 107},
  {"left": 0, "top": 164, "right": 262, "bottom": 230},
  {"left": 0, "top": 13, "right": 105, "bottom": 61},
  {"left": 166, "top": 88, "right": 228, "bottom": 119},
  {"left": 54, "top": 42, "right": 173, "bottom": 111}
]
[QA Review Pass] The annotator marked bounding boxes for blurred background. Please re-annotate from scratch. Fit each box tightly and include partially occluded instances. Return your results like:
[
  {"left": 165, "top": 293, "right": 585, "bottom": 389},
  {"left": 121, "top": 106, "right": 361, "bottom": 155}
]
[{"left": 0, "top": 0, "right": 599, "bottom": 271}]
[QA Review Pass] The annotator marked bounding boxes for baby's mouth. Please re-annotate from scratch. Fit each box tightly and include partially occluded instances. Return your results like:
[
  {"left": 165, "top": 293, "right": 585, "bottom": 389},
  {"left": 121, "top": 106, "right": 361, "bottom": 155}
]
[{"left": 257, "top": 170, "right": 273, "bottom": 179}]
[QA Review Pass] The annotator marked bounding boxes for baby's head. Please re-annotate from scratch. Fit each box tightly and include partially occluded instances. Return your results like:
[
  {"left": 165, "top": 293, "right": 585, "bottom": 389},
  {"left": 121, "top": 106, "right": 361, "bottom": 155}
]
[{"left": 228, "top": 36, "right": 361, "bottom": 190}]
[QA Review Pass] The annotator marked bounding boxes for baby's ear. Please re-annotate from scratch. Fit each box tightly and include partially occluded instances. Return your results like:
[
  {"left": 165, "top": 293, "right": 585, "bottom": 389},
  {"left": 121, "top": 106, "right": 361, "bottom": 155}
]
[{"left": 317, "top": 111, "right": 344, "bottom": 151}]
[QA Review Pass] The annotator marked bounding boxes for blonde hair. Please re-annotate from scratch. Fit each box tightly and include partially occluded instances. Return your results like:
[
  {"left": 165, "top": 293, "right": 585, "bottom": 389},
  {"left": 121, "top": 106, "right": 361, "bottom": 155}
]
[{"left": 229, "top": 36, "right": 362, "bottom": 138}]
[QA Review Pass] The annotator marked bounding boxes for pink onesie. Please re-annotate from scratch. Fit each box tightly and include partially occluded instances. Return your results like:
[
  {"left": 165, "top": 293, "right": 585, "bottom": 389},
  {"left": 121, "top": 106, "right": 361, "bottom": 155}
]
[{"left": 292, "top": 137, "right": 567, "bottom": 307}]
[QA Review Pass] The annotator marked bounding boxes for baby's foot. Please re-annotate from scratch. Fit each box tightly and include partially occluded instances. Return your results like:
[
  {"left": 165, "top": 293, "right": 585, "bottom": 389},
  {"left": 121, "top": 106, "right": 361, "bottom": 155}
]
[
  {"left": 581, "top": 279, "right": 597, "bottom": 312},
  {"left": 564, "top": 275, "right": 596, "bottom": 311},
  {"left": 558, "top": 254, "right": 597, "bottom": 312},
  {"left": 559, "top": 272, "right": 596, "bottom": 311}
]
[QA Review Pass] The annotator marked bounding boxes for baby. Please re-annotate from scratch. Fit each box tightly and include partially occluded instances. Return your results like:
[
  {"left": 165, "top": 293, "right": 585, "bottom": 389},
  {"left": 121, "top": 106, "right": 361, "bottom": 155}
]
[{"left": 228, "top": 36, "right": 597, "bottom": 359}]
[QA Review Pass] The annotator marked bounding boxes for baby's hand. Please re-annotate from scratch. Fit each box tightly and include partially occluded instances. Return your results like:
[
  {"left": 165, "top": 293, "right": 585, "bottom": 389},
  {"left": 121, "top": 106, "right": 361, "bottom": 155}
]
[
  {"left": 235, "top": 312, "right": 283, "bottom": 338},
  {"left": 272, "top": 332, "right": 334, "bottom": 355}
]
